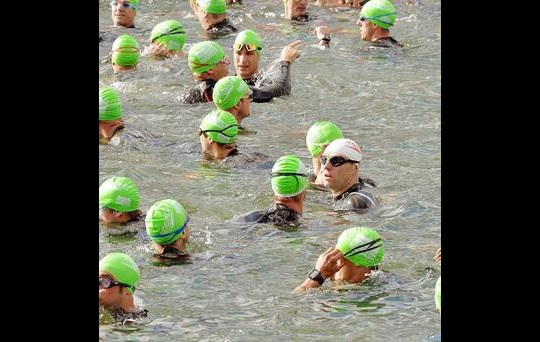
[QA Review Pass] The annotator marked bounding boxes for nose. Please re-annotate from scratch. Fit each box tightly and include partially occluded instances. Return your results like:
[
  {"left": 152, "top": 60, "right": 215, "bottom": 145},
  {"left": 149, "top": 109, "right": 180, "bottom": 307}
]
[
  {"left": 323, "top": 160, "right": 332, "bottom": 170},
  {"left": 238, "top": 53, "right": 248, "bottom": 64},
  {"left": 356, "top": 19, "right": 361, "bottom": 26}
]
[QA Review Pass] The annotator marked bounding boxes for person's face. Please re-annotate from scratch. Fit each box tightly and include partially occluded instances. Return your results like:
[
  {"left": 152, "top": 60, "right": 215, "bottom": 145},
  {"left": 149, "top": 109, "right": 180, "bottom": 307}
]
[
  {"left": 111, "top": 1, "right": 136, "bottom": 28},
  {"left": 356, "top": 16, "right": 375, "bottom": 42},
  {"left": 99, "top": 272, "right": 125, "bottom": 310},
  {"left": 322, "top": 154, "right": 359, "bottom": 191},
  {"left": 210, "top": 56, "right": 230, "bottom": 81},
  {"left": 286, "top": 0, "right": 308, "bottom": 19},
  {"left": 99, "top": 206, "right": 132, "bottom": 224},
  {"left": 234, "top": 48, "right": 260, "bottom": 79},
  {"left": 237, "top": 90, "right": 252, "bottom": 119}
]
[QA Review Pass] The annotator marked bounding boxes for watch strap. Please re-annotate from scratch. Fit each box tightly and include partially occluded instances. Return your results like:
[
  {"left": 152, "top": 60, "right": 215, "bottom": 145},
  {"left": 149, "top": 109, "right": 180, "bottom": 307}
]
[{"left": 308, "top": 268, "right": 325, "bottom": 285}]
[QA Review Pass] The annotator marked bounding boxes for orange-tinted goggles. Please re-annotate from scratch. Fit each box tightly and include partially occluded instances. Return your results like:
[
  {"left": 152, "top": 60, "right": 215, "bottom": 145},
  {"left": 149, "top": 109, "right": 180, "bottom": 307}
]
[{"left": 233, "top": 43, "right": 261, "bottom": 52}]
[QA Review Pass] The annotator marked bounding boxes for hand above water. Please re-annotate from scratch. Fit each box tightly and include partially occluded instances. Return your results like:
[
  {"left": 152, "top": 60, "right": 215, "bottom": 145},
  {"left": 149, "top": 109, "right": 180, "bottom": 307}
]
[{"left": 280, "top": 40, "right": 302, "bottom": 64}]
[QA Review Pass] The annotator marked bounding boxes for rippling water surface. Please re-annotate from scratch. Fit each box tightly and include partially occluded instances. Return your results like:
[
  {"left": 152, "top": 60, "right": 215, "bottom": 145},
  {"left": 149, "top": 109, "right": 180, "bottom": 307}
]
[{"left": 99, "top": 0, "right": 441, "bottom": 340}]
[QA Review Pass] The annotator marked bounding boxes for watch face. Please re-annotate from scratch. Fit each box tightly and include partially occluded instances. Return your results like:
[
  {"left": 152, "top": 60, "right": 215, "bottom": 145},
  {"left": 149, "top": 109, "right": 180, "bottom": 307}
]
[{"left": 308, "top": 268, "right": 321, "bottom": 279}]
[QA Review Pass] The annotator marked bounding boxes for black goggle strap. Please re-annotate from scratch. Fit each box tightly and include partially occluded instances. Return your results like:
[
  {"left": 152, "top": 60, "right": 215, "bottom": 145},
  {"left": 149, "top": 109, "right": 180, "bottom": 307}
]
[
  {"left": 343, "top": 238, "right": 382, "bottom": 257},
  {"left": 270, "top": 172, "right": 307, "bottom": 177}
]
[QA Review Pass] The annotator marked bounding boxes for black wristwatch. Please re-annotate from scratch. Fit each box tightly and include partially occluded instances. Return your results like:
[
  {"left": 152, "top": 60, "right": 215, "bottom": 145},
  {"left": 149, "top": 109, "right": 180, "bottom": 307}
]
[{"left": 308, "top": 268, "right": 325, "bottom": 285}]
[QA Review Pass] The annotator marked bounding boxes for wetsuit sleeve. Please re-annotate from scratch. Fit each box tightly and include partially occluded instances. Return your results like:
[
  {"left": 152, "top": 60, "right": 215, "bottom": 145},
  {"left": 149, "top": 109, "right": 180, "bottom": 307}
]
[
  {"left": 249, "top": 61, "right": 292, "bottom": 103},
  {"left": 345, "top": 191, "right": 378, "bottom": 210},
  {"left": 241, "top": 209, "right": 267, "bottom": 222}
]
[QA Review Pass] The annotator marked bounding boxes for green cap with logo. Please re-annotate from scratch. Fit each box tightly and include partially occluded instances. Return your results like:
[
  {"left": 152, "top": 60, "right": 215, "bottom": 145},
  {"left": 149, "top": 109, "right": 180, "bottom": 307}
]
[
  {"left": 196, "top": 0, "right": 227, "bottom": 14},
  {"left": 145, "top": 199, "right": 189, "bottom": 245},
  {"left": 99, "top": 87, "right": 123, "bottom": 121},
  {"left": 360, "top": 0, "right": 396, "bottom": 30},
  {"left": 99, "top": 252, "right": 140, "bottom": 294},
  {"left": 112, "top": 34, "right": 140, "bottom": 67},
  {"left": 188, "top": 41, "right": 225, "bottom": 74},
  {"left": 150, "top": 20, "right": 186, "bottom": 51},
  {"left": 200, "top": 109, "right": 238, "bottom": 144},
  {"left": 99, "top": 176, "right": 140, "bottom": 212},
  {"left": 213, "top": 76, "right": 249, "bottom": 110},
  {"left": 435, "top": 276, "right": 441, "bottom": 312},
  {"left": 234, "top": 30, "right": 263, "bottom": 56},
  {"left": 305, "top": 120, "right": 344, "bottom": 157},
  {"left": 271, "top": 155, "right": 308, "bottom": 197},
  {"left": 335, "top": 226, "right": 384, "bottom": 267}
]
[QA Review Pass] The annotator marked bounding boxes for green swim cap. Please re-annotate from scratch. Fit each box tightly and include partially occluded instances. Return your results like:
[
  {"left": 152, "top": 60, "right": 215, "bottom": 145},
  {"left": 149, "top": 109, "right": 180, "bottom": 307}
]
[
  {"left": 99, "top": 87, "right": 123, "bottom": 121},
  {"left": 188, "top": 41, "right": 225, "bottom": 74},
  {"left": 130, "top": 0, "right": 139, "bottom": 10},
  {"left": 435, "top": 276, "right": 441, "bottom": 312},
  {"left": 150, "top": 20, "right": 186, "bottom": 51},
  {"left": 145, "top": 199, "right": 189, "bottom": 245},
  {"left": 360, "top": 0, "right": 396, "bottom": 30},
  {"left": 99, "top": 176, "right": 140, "bottom": 212},
  {"left": 213, "top": 76, "right": 249, "bottom": 110},
  {"left": 112, "top": 34, "right": 140, "bottom": 67},
  {"left": 234, "top": 30, "right": 263, "bottom": 56},
  {"left": 200, "top": 109, "right": 238, "bottom": 144},
  {"left": 271, "top": 155, "right": 307, "bottom": 197},
  {"left": 196, "top": 0, "right": 227, "bottom": 14},
  {"left": 305, "top": 120, "right": 344, "bottom": 157},
  {"left": 99, "top": 252, "right": 140, "bottom": 294},
  {"left": 335, "top": 227, "right": 384, "bottom": 267}
]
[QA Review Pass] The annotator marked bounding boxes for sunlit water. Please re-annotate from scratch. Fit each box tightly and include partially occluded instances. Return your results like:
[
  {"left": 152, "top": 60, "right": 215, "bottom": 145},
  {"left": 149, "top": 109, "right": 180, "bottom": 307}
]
[{"left": 99, "top": 0, "right": 441, "bottom": 340}]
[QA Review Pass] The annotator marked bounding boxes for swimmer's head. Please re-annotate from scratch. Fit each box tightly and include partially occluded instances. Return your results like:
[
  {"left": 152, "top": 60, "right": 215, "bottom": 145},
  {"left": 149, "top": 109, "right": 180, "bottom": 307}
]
[
  {"left": 199, "top": 109, "right": 239, "bottom": 144},
  {"left": 99, "top": 87, "right": 123, "bottom": 121},
  {"left": 99, "top": 252, "right": 140, "bottom": 294},
  {"left": 335, "top": 226, "right": 384, "bottom": 267},
  {"left": 360, "top": 0, "right": 396, "bottom": 30},
  {"left": 305, "top": 120, "right": 344, "bottom": 157},
  {"left": 233, "top": 30, "right": 263, "bottom": 56},
  {"left": 188, "top": 41, "right": 225, "bottom": 74},
  {"left": 111, "top": 34, "right": 140, "bottom": 67},
  {"left": 271, "top": 155, "right": 308, "bottom": 197},
  {"left": 99, "top": 176, "right": 140, "bottom": 213},
  {"left": 145, "top": 199, "right": 189, "bottom": 245},
  {"left": 213, "top": 76, "right": 250, "bottom": 110},
  {"left": 150, "top": 20, "right": 187, "bottom": 52},
  {"left": 196, "top": 0, "right": 227, "bottom": 14}
]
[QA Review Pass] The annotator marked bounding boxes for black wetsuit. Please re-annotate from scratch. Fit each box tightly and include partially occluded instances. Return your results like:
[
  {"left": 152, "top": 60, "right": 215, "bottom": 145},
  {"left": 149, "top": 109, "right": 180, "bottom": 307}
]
[
  {"left": 150, "top": 246, "right": 192, "bottom": 266},
  {"left": 370, "top": 36, "right": 403, "bottom": 48},
  {"left": 106, "top": 308, "right": 149, "bottom": 325},
  {"left": 243, "top": 61, "right": 292, "bottom": 103},
  {"left": 179, "top": 79, "right": 216, "bottom": 104},
  {"left": 205, "top": 18, "right": 237, "bottom": 39},
  {"left": 333, "top": 179, "right": 378, "bottom": 211},
  {"left": 244, "top": 203, "right": 301, "bottom": 227}
]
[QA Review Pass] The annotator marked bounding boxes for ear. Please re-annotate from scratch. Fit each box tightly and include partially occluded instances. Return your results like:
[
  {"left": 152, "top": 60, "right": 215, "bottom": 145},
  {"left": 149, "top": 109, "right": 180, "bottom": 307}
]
[{"left": 232, "top": 102, "right": 241, "bottom": 111}]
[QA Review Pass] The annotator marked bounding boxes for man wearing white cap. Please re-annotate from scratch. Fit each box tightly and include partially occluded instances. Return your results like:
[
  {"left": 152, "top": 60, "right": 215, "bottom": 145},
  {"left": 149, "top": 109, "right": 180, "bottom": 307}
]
[{"left": 321, "top": 138, "right": 377, "bottom": 211}]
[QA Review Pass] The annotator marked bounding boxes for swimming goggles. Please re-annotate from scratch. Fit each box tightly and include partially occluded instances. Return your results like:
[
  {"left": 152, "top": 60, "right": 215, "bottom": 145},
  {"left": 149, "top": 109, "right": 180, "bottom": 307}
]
[
  {"left": 99, "top": 277, "right": 132, "bottom": 290},
  {"left": 320, "top": 156, "right": 359, "bottom": 167},
  {"left": 233, "top": 43, "right": 262, "bottom": 52},
  {"left": 110, "top": 1, "right": 136, "bottom": 10}
]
